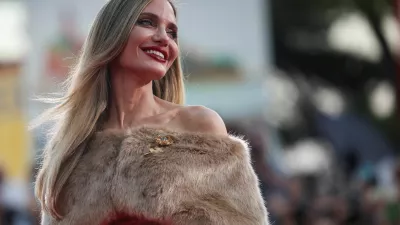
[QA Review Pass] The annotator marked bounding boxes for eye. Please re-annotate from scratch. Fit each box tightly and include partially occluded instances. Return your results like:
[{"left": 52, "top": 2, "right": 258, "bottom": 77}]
[
  {"left": 167, "top": 28, "right": 178, "bottom": 39},
  {"left": 137, "top": 18, "right": 154, "bottom": 27}
]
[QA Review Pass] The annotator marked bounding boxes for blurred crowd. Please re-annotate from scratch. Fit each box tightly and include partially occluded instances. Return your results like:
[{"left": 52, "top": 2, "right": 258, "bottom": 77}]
[{"left": 227, "top": 119, "right": 400, "bottom": 225}]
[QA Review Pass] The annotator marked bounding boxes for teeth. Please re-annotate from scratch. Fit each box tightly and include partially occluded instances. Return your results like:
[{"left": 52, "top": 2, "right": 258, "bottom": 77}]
[{"left": 145, "top": 50, "right": 165, "bottom": 59}]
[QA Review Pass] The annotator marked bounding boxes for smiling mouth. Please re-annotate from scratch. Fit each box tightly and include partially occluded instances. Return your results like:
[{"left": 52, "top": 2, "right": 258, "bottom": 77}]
[{"left": 143, "top": 49, "right": 167, "bottom": 63}]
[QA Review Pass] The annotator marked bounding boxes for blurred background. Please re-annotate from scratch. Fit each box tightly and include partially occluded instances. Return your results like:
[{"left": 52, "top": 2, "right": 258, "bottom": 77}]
[{"left": 0, "top": 0, "right": 400, "bottom": 224}]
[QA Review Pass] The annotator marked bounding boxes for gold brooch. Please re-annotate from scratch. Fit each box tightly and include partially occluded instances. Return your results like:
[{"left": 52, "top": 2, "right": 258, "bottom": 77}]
[
  {"left": 145, "top": 134, "right": 175, "bottom": 156},
  {"left": 155, "top": 134, "right": 174, "bottom": 146}
]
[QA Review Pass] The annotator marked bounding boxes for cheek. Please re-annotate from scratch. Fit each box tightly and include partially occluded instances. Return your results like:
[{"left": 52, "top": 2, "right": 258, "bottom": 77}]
[
  {"left": 124, "top": 28, "right": 150, "bottom": 56},
  {"left": 169, "top": 44, "right": 179, "bottom": 63},
  {"left": 120, "top": 38, "right": 140, "bottom": 61}
]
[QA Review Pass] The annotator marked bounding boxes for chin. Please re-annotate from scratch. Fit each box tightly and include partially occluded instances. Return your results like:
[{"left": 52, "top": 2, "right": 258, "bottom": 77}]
[
  {"left": 136, "top": 66, "right": 168, "bottom": 81},
  {"left": 146, "top": 69, "right": 168, "bottom": 81},
  {"left": 121, "top": 61, "right": 169, "bottom": 81}
]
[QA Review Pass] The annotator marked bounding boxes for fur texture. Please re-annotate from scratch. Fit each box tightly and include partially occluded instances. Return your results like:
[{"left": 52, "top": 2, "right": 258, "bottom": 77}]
[{"left": 41, "top": 127, "right": 270, "bottom": 225}]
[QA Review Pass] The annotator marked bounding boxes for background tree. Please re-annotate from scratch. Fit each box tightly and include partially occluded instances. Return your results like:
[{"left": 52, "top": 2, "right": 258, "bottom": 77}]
[{"left": 269, "top": 0, "right": 400, "bottom": 149}]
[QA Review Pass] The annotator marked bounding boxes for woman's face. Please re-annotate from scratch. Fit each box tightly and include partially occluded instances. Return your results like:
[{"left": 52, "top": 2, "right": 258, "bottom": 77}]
[{"left": 116, "top": 0, "right": 178, "bottom": 81}]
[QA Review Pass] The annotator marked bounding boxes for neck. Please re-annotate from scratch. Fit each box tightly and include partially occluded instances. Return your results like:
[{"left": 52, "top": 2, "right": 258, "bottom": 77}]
[{"left": 105, "top": 69, "right": 163, "bottom": 129}]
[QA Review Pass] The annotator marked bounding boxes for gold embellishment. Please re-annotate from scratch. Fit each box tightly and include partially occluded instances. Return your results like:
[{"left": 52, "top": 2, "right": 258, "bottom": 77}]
[
  {"left": 155, "top": 135, "right": 174, "bottom": 146},
  {"left": 145, "top": 134, "right": 175, "bottom": 156},
  {"left": 149, "top": 147, "right": 163, "bottom": 153}
]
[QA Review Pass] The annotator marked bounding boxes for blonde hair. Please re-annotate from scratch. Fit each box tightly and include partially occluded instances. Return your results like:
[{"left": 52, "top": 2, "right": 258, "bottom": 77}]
[{"left": 33, "top": 0, "right": 184, "bottom": 219}]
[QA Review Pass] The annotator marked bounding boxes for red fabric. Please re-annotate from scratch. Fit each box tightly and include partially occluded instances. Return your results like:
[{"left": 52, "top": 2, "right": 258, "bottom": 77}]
[{"left": 102, "top": 213, "right": 173, "bottom": 225}]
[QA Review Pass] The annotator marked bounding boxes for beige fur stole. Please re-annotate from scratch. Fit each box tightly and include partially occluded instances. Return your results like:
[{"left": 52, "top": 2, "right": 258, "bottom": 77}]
[{"left": 41, "top": 127, "right": 270, "bottom": 225}]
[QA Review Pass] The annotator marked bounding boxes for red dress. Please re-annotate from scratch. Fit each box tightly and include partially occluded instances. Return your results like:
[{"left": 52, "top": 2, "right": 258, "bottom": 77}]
[{"left": 103, "top": 213, "right": 172, "bottom": 225}]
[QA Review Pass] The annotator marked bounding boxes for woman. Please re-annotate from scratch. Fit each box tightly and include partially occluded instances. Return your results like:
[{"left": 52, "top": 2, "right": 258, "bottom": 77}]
[{"left": 33, "top": 0, "right": 270, "bottom": 224}]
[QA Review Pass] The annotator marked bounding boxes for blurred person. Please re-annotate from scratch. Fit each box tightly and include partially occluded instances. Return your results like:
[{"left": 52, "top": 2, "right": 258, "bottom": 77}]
[
  {"left": 267, "top": 192, "right": 296, "bottom": 225},
  {"left": 355, "top": 163, "right": 389, "bottom": 225},
  {"left": 0, "top": 168, "right": 11, "bottom": 224},
  {"left": 287, "top": 177, "right": 308, "bottom": 225},
  {"left": 0, "top": 168, "right": 29, "bottom": 225},
  {"left": 382, "top": 160, "right": 400, "bottom": 225},
  {"left": 31, "top": 0, "right": 269, "bottom": 225},
  {"left": 312, "top": 217, "right": 336, "bottom": 225},
  {"left": 0, "top": 167, "right": 16, "bottom": 225}
]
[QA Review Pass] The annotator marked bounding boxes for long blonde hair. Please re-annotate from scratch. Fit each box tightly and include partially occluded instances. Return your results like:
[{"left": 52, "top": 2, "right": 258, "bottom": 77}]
[{"left": 33, "top": 0, "right": 184, "bottom": 219}]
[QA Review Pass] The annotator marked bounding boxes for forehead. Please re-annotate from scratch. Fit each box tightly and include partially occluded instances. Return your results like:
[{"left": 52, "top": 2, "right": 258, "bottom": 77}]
[{"left": 142, "top": 0, "right": 176, "bottom": 23}]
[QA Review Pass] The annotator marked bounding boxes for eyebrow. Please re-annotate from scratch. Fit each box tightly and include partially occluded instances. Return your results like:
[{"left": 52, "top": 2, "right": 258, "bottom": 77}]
[{"left": 139, "top": 12, "right": 178, "bottom": 31}]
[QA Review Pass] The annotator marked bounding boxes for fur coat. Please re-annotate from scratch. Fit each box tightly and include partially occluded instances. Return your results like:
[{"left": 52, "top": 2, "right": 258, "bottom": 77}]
[{"left": 41, "top": 127, "right": 270, "bottom": 225}]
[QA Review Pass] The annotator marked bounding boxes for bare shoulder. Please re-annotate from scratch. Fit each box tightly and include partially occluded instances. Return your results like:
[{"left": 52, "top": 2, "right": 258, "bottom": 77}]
[{"left": 175, "top": 105, "right": 227, "bottom": 136}]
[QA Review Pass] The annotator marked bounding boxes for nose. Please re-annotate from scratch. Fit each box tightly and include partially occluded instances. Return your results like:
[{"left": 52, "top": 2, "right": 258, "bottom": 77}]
[{"left": 152, "top": 28, "right": 169, "bottom": 46}]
